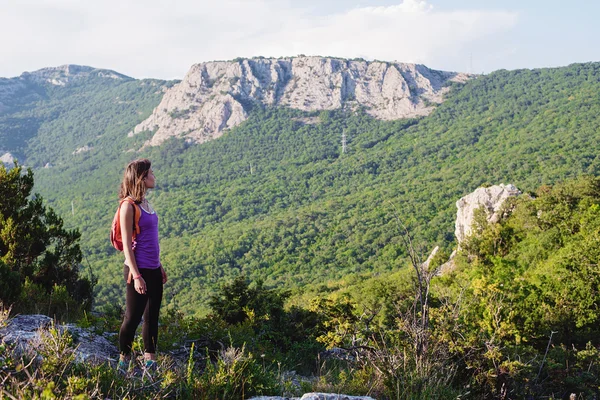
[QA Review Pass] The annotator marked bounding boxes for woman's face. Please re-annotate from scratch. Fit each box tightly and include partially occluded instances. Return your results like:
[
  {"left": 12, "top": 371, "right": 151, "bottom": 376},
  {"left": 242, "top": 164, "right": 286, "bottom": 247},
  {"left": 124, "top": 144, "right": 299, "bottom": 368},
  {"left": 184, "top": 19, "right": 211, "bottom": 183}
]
[{"left": 144, "top": 168, "right": 156, "bottom": 189}]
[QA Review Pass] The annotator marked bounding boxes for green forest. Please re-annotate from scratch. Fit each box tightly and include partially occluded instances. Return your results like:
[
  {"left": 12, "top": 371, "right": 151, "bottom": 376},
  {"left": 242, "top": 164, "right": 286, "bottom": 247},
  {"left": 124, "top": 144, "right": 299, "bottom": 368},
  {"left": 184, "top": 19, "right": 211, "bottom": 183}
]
[
  {"left": 17, "top": 61, "right": 600, "bottom": 315},
  {"left": 1, "top": 60, "right": 600, "bottom": 398},
  {"left": 3, "top": 170, "right": 600, "bottom": 398}
]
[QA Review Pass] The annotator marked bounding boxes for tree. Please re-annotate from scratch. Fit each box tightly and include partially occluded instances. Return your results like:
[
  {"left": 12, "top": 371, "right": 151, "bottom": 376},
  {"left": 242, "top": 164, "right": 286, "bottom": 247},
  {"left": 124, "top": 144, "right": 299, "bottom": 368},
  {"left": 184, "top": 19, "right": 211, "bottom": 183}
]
[
  {"left": 208, "top": 275, "right": 286, "bottom": 325},
  {"left": 0, "top": 162, "right": 93, "bottom": 313}
]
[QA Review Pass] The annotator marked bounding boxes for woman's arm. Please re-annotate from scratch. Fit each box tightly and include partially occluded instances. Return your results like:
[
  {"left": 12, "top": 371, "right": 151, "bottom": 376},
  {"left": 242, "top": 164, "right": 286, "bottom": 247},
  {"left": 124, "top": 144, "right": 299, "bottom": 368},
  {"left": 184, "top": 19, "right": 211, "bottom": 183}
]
[{"left": 120, "top": 201, "right": 146, "bottom": 294}]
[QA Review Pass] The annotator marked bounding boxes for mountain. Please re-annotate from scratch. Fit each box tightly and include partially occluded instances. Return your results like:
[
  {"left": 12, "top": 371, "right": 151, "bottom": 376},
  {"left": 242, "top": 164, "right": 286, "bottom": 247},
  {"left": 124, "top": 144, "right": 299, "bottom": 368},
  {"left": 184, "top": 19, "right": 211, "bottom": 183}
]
[
  {"left": 0, "top": 64, "right": 172, "bottom": 167},
  {"left": 20, "top": 65, "right": 129, "bottom": 85},
  {"left": 0, "top": 65, "right": 130, "bottom": 111},
  {"left": 1, "top": 59, "right": 599, "bottom": 315},
  {"left": 131, "top": 56, "right": 472, "bottom": 147}
]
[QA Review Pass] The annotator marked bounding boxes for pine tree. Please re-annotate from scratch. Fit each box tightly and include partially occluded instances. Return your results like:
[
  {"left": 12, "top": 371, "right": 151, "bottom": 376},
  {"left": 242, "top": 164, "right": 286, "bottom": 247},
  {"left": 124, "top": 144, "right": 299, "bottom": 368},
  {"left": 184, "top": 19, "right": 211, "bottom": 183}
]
[{"left": 0, "top": 162, "right": 93, "bottom": 313}]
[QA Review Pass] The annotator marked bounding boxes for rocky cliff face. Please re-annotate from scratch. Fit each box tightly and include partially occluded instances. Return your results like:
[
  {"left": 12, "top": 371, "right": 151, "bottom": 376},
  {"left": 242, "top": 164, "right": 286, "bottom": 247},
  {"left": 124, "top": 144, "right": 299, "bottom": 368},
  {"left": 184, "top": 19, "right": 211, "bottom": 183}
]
[{"left": 132, "top": 56, "right": 473, "bottom": 147}]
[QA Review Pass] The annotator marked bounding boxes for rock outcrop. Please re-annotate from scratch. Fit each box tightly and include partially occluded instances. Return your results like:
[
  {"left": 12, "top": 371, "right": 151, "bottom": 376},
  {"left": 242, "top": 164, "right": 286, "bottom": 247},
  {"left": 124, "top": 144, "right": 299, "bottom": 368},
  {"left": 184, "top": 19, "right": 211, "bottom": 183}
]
[
  {"left": 132, "top": 56, "right": 473, "bottom": 147},
  {"left": 438, "top": 184, "right": 521, "bottom": 274},
  {"left": 0, "top": 314, "right": 117, "bottom": 363},
  {"left": 454, "top": 184, "right": 521, "bottom": 245},
  {"left": 72, "top": 145, "right": 93, "bottom": 155}
]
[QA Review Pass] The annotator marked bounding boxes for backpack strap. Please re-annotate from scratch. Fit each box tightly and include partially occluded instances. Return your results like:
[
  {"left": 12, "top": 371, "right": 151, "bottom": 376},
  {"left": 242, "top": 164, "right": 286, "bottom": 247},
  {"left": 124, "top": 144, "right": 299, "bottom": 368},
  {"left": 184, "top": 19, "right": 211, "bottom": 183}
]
[
  {"left": 120, "top": 198, "right": 141, "bottom": 285},
  {"left": 121, "top": 197, "right": 141, "bottom": 237}
]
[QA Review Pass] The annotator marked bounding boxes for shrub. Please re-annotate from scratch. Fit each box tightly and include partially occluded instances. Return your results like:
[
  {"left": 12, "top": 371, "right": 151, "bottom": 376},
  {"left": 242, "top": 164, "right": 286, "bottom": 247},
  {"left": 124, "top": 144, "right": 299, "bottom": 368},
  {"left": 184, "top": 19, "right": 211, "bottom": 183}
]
[{"left": 193, "top": 345, "right": 280, "bottom": 399}]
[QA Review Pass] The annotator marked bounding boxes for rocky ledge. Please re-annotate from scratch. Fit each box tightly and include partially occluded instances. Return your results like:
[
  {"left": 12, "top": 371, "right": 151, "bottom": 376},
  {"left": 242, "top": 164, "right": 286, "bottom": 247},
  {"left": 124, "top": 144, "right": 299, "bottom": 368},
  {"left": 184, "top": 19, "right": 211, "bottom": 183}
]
[{"left": 0, "top": 314, "right": 117, "bottom": 363}]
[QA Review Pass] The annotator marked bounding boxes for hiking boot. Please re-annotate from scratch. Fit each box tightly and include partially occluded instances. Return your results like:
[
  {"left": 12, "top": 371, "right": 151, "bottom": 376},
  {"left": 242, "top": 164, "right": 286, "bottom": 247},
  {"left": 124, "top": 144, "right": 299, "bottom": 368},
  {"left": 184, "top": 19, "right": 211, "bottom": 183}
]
[
  {"left": 117, "top": 359, "right": 131, "bottom": 375},
  {"left": 142, "top": 359, "right": 158, "bottom": 380}
]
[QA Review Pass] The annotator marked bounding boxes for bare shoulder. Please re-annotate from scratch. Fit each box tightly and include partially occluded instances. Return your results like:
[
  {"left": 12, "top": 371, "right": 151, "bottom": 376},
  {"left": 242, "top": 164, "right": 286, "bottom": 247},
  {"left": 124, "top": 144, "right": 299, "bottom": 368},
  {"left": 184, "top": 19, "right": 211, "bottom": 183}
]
[{"left": 120, "top": 199, "right": 135, "bottom": 215}]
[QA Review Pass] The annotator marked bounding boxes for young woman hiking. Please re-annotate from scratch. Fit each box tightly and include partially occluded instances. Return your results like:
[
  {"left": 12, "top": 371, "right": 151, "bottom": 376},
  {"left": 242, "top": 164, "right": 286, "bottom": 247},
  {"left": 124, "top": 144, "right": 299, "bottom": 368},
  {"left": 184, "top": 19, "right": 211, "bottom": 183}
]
[{"left": 117, "top": 158, "right": 167, "bottom": 373}]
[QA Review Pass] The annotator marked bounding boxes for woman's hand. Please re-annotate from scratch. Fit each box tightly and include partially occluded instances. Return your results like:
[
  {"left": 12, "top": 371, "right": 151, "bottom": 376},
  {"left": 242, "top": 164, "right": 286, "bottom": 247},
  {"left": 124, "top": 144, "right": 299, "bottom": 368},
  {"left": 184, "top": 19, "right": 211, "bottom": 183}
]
[
  {"left": 134, "top": 276, "right": 147, "bottom": 294},
  {"left": 160, "top": 265, "right": 168, "bottom": 284}
]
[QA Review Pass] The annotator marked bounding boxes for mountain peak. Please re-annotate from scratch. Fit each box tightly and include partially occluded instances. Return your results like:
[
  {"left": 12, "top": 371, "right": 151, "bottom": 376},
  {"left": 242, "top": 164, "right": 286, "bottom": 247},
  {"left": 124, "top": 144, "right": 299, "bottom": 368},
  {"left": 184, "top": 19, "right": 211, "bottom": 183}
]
[
  {"left": 20, "top": 65, "right": 131, "bottom": 86},
  {"left": 131, "top": 56, "right": 474, "bottom": 147}
]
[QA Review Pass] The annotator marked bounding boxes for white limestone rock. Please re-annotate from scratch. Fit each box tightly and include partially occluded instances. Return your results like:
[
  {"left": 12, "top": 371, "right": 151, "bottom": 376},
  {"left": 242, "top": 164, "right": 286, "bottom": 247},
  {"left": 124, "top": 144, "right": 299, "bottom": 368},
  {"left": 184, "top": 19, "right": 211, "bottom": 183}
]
[
  {"left": 455, "top": 184, "right": 522, "bottom": 245},
  {"left": 73, "top": 145, "right": 93, "bottom": 155},
  {"left": 438, "top": 184, "right": 521, "bottom": 274},
  {"left": 132, "top": 56, "right": 473, "bottom": 147}
]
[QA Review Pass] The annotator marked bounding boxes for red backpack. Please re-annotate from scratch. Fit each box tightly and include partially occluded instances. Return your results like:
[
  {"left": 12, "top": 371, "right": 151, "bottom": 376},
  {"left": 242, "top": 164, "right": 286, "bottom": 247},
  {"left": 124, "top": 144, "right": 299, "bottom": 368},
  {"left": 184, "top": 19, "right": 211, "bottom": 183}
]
[{"left": 110, "top": 197, "right": 141, "bottom": 251}]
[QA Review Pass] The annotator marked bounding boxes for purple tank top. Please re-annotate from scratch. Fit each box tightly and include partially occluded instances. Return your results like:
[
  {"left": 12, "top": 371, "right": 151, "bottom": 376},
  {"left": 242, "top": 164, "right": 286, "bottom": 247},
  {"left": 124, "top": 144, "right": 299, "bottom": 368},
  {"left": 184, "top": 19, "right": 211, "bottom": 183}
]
[{"left": 134, "top": 206, "right": 160, "bottom": 269}]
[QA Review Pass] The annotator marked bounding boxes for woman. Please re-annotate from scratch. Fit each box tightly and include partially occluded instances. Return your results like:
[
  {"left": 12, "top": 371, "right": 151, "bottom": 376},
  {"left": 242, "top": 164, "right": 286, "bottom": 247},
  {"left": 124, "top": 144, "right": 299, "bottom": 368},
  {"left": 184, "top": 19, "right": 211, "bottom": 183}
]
[{"left": 117, "top": 158, "right": 167, "bottom": 372}]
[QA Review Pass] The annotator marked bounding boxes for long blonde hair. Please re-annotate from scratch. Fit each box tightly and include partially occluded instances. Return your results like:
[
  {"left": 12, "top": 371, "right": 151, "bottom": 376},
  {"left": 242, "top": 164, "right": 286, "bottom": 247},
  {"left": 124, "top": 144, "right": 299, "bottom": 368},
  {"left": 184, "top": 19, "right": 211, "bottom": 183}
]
[{"left": 119, "top": 158, "right": 151, "bottom": 203}]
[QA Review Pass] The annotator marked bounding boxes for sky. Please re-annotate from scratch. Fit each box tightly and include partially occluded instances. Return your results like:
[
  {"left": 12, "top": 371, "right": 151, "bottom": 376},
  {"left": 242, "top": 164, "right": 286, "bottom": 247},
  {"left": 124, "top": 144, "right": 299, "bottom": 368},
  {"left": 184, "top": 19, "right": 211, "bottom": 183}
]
[{"left": 0, "top": 0, "right": 598, "bottom": 80}]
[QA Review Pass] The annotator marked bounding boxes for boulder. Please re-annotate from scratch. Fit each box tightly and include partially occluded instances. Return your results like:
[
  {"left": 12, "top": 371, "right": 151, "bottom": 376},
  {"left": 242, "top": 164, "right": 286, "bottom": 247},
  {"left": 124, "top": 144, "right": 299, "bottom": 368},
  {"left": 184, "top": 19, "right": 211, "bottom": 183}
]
[{"left": 0, "top": 314, "right": 118, "bottom": 363}]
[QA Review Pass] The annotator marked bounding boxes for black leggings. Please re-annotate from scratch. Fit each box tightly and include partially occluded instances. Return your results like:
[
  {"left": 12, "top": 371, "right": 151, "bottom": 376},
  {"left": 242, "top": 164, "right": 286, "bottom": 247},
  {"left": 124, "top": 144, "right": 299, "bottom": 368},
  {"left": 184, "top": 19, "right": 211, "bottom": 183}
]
[{"left": 119, "top": 265, "right": 163, "bottom": 356}]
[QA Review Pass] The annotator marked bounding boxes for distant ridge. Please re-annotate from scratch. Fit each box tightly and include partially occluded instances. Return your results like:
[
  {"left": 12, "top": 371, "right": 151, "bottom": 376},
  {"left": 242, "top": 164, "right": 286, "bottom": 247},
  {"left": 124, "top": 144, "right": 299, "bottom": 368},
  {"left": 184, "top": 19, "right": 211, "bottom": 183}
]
[
  {"left": 20, "top": 64, "right": 131, "bottom": 86},
  {"left": 131, "top": 56, "right": 474, "bottom": 147},
  {"left": 0, "top": 64, "right": 132, "bottom": 114}
]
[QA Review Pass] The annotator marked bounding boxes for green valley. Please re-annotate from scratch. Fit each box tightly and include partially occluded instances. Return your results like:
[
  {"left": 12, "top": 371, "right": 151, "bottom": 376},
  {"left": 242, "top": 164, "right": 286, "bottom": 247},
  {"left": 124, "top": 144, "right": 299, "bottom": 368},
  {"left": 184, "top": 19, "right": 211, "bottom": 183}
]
[
  {"left": 2, "top": 62, "right": 600, "bottom": 315},
  {"left": 2, "top": 59, "right": 600, "bottom": 398}
]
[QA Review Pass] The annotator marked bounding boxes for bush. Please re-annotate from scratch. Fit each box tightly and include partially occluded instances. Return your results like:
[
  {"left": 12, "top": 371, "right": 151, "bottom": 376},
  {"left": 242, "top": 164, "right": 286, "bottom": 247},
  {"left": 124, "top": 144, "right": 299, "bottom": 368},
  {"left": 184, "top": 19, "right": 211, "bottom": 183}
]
[{"left": 192, "top": 345, "right": 280, "bottom": 399}]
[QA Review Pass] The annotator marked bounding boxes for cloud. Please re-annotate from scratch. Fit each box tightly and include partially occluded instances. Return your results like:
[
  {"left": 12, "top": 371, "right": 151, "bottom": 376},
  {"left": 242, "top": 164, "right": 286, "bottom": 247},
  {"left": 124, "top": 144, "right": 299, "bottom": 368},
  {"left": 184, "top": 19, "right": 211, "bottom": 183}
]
[
  {"left": 248, "top": 2, "right": 519, "bottom": 72},
  {"left": 0, "top": 0, "right": 519, "bottom": 79}
]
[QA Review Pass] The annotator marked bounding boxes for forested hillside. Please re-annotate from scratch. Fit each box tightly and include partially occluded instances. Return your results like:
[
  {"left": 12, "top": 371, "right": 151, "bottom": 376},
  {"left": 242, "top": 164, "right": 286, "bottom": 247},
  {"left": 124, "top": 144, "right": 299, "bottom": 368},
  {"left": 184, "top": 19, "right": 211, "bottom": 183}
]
[{"left": 2, "top": 61, "right": 600, "bottom": 315}]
